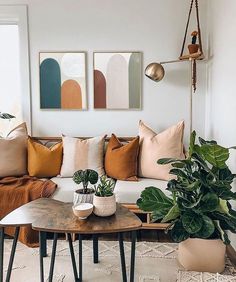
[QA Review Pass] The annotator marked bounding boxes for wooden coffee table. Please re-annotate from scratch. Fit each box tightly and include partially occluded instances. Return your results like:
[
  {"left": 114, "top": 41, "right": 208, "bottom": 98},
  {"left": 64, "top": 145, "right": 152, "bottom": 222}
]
[
  {"left": 32, "top": 200, "right": 142, "bottom": 282},
  {"left": 0, "top": 198, "right": 63, "bottom": 282}
]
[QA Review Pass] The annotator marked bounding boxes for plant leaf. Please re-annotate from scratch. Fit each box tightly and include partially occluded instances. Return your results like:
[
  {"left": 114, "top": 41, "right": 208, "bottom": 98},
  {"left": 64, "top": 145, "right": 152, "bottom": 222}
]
[
  {"left": 137, "top": 187, "right": 173, "bottom": 213},
  {"left": 200, "top": 193, "right": 219, "bottom": 212},
  {"left": 188, "top": 130, "right": 196, "bottom": 157},
  {"left": 200, "top": 144, "right": 229, "bottom": 168},
  {"left": 214, "top": 220, "right": 230, "bottom": 245},
  {"left": 157, "top": 158, "right": 180, "bottom": 165},
  {"left": 170, "top": 220, "right": 189, "bottom": 243},
  {"left": 162, "top": 204, "right": 180, "bottom": 223},
  {"left": 0, "top": 112, "right": 15, "bottom": 119},
  {"left": 182, "top": 211, "right": 203, "bottom": 234},
  {"left": 216, "top": 199, "right": 230, "bottom": 215},
  {"left": 195, "top": 215, "right": 215, "bottom": 238}
]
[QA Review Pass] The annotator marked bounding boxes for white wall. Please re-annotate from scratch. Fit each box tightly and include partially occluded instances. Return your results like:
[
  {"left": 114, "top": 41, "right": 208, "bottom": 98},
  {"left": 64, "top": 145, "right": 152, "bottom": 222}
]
[
  {"left": 0, "top": 0, "right": 207, "bottom": 140},
  {"left": 207, "top": 0, "right": 236, "bottom": 248}
]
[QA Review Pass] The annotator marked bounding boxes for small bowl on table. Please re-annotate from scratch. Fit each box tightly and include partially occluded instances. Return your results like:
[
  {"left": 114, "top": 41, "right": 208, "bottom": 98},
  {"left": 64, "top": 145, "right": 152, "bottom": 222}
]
[{"left": 72, "top": 203, "right": 93, "bottom": 220}]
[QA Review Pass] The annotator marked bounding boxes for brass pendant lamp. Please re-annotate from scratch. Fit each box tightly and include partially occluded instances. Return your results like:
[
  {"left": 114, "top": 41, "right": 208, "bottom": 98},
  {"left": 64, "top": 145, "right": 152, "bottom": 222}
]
[{"left": 145, "top": 0, "right": 204, "bottom": 133}]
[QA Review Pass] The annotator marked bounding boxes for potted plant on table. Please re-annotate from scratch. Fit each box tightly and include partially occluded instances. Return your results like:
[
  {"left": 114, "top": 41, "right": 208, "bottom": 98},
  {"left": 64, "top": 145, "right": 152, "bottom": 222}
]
[
  {"left": 0, "top": 112, "right": 15, "bottom": 137},
  {"left": 93, "top": 175, "right": 116, "bottom": 217},
  {"left": 73, "top": 169, "right": 99, "bottom": 204},
  {"left": 137, "top": 131, "right": 236, "bottom": 273}
]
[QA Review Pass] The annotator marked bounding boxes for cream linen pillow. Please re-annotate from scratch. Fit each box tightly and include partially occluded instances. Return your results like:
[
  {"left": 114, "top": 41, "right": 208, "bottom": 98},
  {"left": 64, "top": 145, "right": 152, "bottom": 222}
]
[
  {"left": 60, "top": 135, "right": 106, "bottom": 177},
  {"left": 138, "top": 121, "right": 185, "bottom": 180},
  {"left": 0, "top": 123, "right": 28, "bottom": 177}
]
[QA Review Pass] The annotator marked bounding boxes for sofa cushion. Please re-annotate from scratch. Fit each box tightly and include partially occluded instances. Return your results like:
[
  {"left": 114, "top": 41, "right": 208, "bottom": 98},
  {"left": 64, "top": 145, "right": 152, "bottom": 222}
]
[
  {"left": 60, "top": 135, "right": 106, "bottom": 177},
  {"left": 50, "top": 177, "right": 83, "bottom": 203},
  {"left": 0, "top": 123, "right": 28, "bottom": 178},
  {"left": 138, "top": 120, "right": 185, "bottom": 181},
  {"left": 105, "top": 134, "right": 139, "bottom": 181},
  {"left": 114, "top": 177, "right": 170, "bottom": 204},
  {"left": 28, "top": 138, "right": 63, "bottom": 178}
]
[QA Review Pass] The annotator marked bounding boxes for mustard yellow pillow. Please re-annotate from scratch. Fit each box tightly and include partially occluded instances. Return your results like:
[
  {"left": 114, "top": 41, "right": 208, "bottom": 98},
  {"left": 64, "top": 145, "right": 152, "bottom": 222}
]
[{"left": 28, "top": 138, "right": 63, "bottom": 177}]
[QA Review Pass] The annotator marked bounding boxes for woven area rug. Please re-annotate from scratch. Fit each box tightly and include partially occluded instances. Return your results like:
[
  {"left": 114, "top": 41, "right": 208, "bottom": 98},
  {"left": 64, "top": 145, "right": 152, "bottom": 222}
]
[{"left": 2, "top": 240, "right": 236, "bottom": 282}]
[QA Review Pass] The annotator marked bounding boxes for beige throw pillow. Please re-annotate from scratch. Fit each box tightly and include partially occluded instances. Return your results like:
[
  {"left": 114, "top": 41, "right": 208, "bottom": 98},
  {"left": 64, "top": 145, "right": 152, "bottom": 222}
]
[
  {"left": 60, "top": 135, "right": 106, "bottom": 177},
  {"left": 0, "top": 123, "right": 28, "bottom": 178},
  {"left": 138, "top": 120, "right": 185, "bottom": 180}
]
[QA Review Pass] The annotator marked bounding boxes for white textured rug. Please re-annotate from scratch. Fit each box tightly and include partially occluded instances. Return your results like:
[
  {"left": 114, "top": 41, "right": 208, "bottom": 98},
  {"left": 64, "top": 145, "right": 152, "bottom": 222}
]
[{"left": 2, "top": 240, "right": 236, "bottom": 282}]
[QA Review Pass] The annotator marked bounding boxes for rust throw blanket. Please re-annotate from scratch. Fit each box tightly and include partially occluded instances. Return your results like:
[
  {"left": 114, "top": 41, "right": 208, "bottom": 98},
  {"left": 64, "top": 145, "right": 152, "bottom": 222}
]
[{"left": 0, "top": 175, "right": 57, "bottom": 247}]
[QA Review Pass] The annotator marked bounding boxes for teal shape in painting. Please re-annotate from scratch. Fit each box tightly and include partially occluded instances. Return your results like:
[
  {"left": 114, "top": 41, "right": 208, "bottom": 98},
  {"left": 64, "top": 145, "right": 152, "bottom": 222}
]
[{"left": 40, "top": 58, "right": 61, "bottom": 109}]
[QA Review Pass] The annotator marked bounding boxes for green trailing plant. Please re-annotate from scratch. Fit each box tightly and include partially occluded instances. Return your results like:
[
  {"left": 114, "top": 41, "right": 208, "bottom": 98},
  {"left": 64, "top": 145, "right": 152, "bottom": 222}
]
[
  {"left": 73, "top": 169, "right": 99, "bottom": 194},
  {"left": 137, "top": 131, "right": 236, "bottom": 245},
  {"left": 94, "top": 175, "right": 115, "bottom": 197},
  {"left": 0, "top": 112, "right": 15, "bottom": 120}
]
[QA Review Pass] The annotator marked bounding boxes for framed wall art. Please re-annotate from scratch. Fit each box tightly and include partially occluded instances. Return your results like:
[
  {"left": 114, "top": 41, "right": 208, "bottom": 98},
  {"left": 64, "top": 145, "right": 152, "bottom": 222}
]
[
  {"left": 93, "top": 52, "right": 142, "bottom": 110},
  {"left": 39, "top": 52, "right": 87, "bottom": 110}
]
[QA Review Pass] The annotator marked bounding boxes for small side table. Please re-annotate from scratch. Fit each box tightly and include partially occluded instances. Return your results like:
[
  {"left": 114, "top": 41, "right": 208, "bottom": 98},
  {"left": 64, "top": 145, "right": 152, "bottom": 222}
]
[{"left": 33, "top": 201, "right": 142, "bottom": 282}]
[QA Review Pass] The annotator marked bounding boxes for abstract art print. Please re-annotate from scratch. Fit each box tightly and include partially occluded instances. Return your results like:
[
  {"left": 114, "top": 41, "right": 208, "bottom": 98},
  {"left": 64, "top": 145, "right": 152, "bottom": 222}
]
[
  {"left": 40, "top": 52, "right": 87, "bottom": 110},
  {"left": 93, "top": 52, "right": 142, "bottom": 109}
]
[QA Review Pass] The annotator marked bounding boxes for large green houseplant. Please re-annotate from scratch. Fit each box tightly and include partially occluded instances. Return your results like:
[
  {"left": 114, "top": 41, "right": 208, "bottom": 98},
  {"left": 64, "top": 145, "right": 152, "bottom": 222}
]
[{"left": 137, "top": 131, "right": 236, "bottom": 272}]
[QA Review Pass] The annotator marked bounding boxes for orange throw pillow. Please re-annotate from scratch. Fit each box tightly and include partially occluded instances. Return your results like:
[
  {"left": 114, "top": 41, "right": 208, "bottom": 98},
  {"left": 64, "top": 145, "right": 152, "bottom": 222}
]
[
  {"left": 28, "top": 138, "right": 63, "bottom": 178},
  {"left": 105, "top": 134, "right": 139, "bottom": 181}
]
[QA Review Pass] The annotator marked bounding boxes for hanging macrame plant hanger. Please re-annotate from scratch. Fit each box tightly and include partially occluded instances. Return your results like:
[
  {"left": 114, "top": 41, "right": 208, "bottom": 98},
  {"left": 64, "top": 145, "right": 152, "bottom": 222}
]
[{"left": 179, "top": 0, "right": 204, "bottom": 61}]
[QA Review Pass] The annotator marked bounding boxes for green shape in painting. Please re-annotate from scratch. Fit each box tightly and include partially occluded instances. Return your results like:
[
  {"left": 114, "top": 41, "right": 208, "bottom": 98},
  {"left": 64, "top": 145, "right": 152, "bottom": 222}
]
[
  {"left": 129, "top": 53, "right": 141, "bottom": 109},
  {"left": 40, "top": 58, "right": 61, "bottom": 109}
]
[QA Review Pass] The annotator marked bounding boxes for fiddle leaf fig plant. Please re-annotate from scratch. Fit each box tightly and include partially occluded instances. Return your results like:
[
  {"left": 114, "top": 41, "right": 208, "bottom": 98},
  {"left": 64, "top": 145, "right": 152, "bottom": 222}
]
[
  {"left": 137, "top": 131, "right": 236, "bottom": 245},
  {"left": 73, "top": 169, "right": 99, "bottom": 194}
]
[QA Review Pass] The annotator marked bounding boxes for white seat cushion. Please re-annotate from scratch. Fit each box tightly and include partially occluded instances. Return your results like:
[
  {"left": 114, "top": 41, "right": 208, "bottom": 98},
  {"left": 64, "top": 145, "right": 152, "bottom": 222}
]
[
  {"left": 114, "top": 178, "right": 170, "bottom": 204},
  {"left": 50, "top": 177, "right": 83, "bottom": 203}
]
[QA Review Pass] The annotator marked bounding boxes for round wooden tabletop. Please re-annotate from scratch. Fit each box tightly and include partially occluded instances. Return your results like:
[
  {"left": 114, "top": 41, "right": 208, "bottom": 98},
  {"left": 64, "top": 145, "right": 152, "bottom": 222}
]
[{"left": 32, "top": 201, "right": 142, "bottom": 234}]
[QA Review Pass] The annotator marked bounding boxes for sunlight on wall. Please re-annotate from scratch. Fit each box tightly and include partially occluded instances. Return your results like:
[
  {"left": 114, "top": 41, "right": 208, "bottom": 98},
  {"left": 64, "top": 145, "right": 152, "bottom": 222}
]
[{"left": 0, "top": 25, "right": 22, "bottom": 136}]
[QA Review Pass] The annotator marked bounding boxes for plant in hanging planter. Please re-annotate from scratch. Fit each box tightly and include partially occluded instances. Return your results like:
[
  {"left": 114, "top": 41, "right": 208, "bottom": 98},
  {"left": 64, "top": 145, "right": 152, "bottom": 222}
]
[
  {"left": 137, "top": 131, "right": 236, "bottom": 273},
  {"left": 93, "top": 175, "right": 116, "bottom": 217},
  {"left": 73, "top": 169, "right": 99, "bottom": 204},
  {"left": 188, "top": 30, "right": 199, "bottom": 54}
]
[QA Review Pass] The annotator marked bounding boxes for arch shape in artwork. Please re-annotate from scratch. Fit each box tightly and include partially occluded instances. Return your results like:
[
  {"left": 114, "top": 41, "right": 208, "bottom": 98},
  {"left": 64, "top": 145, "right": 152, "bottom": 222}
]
[
  {"left": 94, "top": 70, "right": 106, "bottom": 109},
  {"left": 61, "top": 79, "right": 82, "bottom": 109},
  {"left": 129, "top": 53, "right": 141, "bottom": 109},
  {"left": 106, "top": 54, "right": 129, "bottom": 109},
  {"left": 40, "top": 58, "right": 61, "bottom": 109}
]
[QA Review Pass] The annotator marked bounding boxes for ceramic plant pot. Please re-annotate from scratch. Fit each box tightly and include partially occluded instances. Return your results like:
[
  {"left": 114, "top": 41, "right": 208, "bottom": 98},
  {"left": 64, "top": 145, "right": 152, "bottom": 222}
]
[
  {"left": 178, "top": 238, "right": 226, "bottom": 273},
  {"left": 188, "top": 44, "right": 199, "bottom": 54},
  {"left": 73, "top": 189, "right": 94, "bottom": 205},
  {"left": 93, "top": 194, "right": 116, "bottom": 217}
]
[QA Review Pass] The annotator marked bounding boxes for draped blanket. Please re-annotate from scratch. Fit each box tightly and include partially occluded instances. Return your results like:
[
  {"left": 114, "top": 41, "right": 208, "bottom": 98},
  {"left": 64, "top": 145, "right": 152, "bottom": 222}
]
[{"left": 0, "top": 176, "right": 57, "bottom": 247}]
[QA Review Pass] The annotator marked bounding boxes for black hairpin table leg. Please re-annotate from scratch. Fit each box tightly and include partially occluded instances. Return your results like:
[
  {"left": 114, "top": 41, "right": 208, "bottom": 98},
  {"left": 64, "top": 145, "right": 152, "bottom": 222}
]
[
  {"left": 119, "top": 232, "right": 127, "bottom": 282},
  {"left": 67, "top": 233, "right": 79, "bottom": 282},
  {"left": 48, "top": 233, "right": 58, "bottom": 282},
  {"left": 39, "top": 231, "right": 46, "bottom": 282},
  {"left": 6, "top": 227, "right": 20, "bottom": 282},
  {"left": 79, "top": 234, "right": 83, "bottom": 281},
  {"left": 0, "top": 227, "right": 4, "bottom": 282},
  {"left": 93, "top": 235, "right": 99, "bottom": 264},
  {"left": 130, "top": 231, "right": 137, "bottom": 282}
]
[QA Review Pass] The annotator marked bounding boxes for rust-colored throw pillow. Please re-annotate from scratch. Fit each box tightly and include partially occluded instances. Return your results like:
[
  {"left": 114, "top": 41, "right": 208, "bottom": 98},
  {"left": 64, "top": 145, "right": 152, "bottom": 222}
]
[
  {"left": 28, "top": 138, "right": 63, "bottom": 178},
  {"left": 105, "top": 134, "right": 139, "bottom": 181}
]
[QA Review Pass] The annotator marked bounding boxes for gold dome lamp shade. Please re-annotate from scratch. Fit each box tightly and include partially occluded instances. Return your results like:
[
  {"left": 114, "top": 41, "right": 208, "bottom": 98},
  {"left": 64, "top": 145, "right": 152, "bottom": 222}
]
[{"left": 145, "top": 63, "right": 165, "bottom": 82}]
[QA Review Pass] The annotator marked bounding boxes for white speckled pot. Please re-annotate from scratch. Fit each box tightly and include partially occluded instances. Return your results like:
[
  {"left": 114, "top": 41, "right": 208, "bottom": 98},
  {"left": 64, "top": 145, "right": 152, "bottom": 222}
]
[
  {"left": 73, "top": 189, "right": 94, "bottom": 205},
  {"left": 93, "top": 194, "right": 116, "bottom": 217}
]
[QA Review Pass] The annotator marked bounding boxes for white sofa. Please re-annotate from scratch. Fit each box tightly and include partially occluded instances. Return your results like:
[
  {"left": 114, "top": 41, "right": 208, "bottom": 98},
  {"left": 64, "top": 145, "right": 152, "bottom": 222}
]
[{"left": 50, "top": 177, "right": 169, "bottom": 204}]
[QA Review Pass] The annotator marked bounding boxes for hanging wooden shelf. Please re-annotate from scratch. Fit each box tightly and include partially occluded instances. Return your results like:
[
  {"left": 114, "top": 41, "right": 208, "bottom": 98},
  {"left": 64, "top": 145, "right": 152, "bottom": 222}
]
[{"left": 179, "top": 52, "right": 205, "bottom": 61}]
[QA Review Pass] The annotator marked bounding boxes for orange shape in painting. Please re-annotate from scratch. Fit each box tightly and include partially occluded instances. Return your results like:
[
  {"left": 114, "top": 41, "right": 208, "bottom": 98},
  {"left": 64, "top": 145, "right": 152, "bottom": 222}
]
[{"left": 61, "top": 79, "right": 82, "bottom": 109}]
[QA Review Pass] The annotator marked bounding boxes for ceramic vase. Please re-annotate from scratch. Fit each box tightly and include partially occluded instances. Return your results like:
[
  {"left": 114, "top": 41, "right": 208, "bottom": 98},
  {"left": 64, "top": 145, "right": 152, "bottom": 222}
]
[
  {"left": 73, "top": 189, "right": 94, "bottom": 205},
  {"left": 178, "top": 238, "right": 226, "bottom": 273},
  {"left": 93, "top": 194, "right": 116, "bottom": 217}
]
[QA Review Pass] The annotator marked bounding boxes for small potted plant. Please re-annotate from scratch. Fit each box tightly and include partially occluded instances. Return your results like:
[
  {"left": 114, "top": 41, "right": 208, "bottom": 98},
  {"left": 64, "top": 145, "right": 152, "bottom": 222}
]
[
  {"left": 188, "top": 30, "right": 199, "bottom": 54},
  {"left": 73, "top": 169, "right": 99, "bottom": 204},
  {"left": 0, "top": 112, "right": 15, "bottom": 138},
  {"left": 137, "top": 131, "right": 236, "bottom": 273},
  {"left": 93, "top": 175, "right": 116, "bottom": 217}
]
